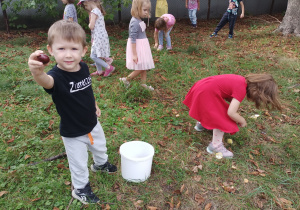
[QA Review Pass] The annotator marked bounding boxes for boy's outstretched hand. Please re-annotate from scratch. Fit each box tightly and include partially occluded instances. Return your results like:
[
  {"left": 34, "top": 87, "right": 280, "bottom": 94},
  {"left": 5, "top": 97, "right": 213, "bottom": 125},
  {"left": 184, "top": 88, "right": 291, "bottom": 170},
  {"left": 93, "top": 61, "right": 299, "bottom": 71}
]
[
  {"left": 28, "top": 50, "right": 48, "bottom": 75},
  {"left": 28, "top": 50, "right": 54, "bottom": 89}
]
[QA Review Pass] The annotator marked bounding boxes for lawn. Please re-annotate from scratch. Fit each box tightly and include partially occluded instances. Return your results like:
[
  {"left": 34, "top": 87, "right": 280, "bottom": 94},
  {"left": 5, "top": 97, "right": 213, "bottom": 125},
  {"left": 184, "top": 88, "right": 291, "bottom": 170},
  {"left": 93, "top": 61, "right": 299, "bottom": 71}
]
[{"left": 0, "top": 14, "right": 299, "bottom": 209}]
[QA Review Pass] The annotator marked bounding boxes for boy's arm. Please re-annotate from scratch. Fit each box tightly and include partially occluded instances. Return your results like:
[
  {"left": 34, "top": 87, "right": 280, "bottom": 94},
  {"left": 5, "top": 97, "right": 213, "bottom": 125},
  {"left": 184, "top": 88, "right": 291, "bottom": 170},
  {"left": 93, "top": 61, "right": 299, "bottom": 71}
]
[
  {"left": 240, "top": 1, "right": 245, "bottom": 18},
  {"left": 95, "top": 101, "right": 101, "bottom": 117},
  {"left": 89, "top": 12, "right": 97, "bottom": 30},
  {"left": 185, "top": 0, "right": 188, "bottom": 8},
  {"left": 28, "top": 50, "right": 54, "bottom": 89},
  {"left": 227, "top": 98, "right": 247, "bottom": 127},
  {"left": 68, "top": 17, "right": 74, "bottom": 22},
  {"left": 198, "top": 0, "right": 200, "bottom": 10}
]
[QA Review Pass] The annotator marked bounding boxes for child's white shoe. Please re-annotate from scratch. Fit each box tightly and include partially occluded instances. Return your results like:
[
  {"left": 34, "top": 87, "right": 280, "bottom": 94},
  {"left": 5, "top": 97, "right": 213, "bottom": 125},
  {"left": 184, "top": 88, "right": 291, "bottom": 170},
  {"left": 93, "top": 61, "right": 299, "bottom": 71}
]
[
  {"left": 207, "top": 143, "right": 233, "bottom": 158},
  {"left": 119, "top": 77, "right": 130, "bottom": 88}
]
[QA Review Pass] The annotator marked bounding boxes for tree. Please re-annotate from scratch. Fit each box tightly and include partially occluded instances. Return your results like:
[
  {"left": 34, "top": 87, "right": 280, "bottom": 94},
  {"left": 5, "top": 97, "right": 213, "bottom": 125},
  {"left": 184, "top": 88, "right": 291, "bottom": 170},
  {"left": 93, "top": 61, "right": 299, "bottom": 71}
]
[{"left": 275, "top": 0, "right": 300, "bottom": 36}]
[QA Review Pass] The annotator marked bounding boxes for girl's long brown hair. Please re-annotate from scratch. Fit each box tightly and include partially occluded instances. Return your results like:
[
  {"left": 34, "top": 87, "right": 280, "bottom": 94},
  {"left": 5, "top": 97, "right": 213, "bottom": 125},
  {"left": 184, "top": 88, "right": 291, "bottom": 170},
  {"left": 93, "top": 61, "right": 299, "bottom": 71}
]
[{"left": 246, "top": 74, "right": 281, "bottom": 111}]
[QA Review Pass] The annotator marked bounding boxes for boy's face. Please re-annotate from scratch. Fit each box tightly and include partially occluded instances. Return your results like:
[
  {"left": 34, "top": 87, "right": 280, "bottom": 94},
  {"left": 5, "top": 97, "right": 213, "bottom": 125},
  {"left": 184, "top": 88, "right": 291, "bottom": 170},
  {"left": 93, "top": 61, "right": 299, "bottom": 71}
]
[
  {"left": 47, "top": 37, "right": 87, "bottom": 72},
  {"left": 61, "top": 0, "right": 68, "bottom": 4}
]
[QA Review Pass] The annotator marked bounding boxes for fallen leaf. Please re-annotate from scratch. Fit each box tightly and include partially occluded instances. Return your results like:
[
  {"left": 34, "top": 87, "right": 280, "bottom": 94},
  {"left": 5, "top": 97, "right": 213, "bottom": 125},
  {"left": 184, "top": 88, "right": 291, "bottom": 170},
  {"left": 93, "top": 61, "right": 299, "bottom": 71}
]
[
  {"left": 244, "top": 178, "right": 249, "bottom": 183},
  {"left": 24, "top": 155, "right": 31, "bottom": 160},
  {"left": 7, "top": 136, "right": 15, "bottom": 143},
  {"left": 166, "top": 197, "right": 174, "bottom": 209},
  {"left": 31, "top": 198, "right": 41, "bottom": 202},
  {"left": 0, "top": 191, "right": 8, "bottom": 197},
  {"left": 204, "top": 203, "right": 212, "bottom": 210},
  {"left": 180, "top": 184, "right": 185, "bottom": 193},
  {"left": 64, "top": 181, "right": 71, "bottom": 185},
  {"left": 193, "top": 175, "right": 202, "bottom": 182},
  {"left": 133, "top": 200, "right": 143, "bottom": 208},
  {"left": 147, "top": 206, "right": 158, "bottom": 210},
  {"left": 194, "top": 194, "right": 205, "bottom": 205},
  {"left": 176, "top": 201, "right": 181, "bottom": 209},
  {"left": 157, "top": 141, "right": 166, "bottom": 147}
]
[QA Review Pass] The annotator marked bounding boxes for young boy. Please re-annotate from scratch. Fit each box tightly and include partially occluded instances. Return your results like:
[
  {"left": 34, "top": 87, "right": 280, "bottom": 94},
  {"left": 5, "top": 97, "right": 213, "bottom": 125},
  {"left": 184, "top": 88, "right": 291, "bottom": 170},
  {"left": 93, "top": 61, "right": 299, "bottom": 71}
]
[
  {"left": 185, "top": 0, "right": 200, "bottom": 28},
  {"left": 210, "top": 0, "right": 244, "bottom": 39},
  {"left": 28, "top": 20, "right": 117, "bottom": 204}
]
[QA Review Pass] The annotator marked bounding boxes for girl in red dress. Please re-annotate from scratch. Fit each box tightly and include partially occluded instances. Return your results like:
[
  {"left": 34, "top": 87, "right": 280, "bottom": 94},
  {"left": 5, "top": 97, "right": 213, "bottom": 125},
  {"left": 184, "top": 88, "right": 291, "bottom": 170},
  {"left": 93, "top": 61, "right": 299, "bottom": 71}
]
[{"left": 183, "top": 74, "right": 281, "bottom": 158}]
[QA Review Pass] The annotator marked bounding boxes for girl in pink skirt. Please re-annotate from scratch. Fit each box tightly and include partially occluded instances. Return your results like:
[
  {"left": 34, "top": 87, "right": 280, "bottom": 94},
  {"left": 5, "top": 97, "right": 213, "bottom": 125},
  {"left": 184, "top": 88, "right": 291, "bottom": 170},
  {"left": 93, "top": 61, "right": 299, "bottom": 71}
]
[{"left": 119, "top": 0, "right": 155, "bottom": 91}]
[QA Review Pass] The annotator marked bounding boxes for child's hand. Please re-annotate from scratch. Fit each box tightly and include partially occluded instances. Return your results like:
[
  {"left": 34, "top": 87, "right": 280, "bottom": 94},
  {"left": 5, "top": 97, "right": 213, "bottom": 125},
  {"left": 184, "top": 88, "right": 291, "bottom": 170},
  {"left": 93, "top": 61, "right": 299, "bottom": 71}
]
[
  {"left": 133, "top": 55, "right": 138, "bottom": 64},
  {"left": 154, "top": 43, "right": 158, "bottom": 48},
  {"left": 240, "top": 13, "right": 244, "bottom": 18},
  {"left": 238, "top": 117, "right": 247, "bottom": 127},
  {"left": 95, "top": 105, "right": 101, "bottom": 117},
  {"left": 28, "top": 50, "right": 48, "bottom": 75}
]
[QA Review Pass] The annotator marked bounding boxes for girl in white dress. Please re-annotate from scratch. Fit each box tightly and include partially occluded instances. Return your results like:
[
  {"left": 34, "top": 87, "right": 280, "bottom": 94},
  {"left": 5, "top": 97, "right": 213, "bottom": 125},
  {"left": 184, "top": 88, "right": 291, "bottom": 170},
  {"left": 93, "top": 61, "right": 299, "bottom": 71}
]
[{"left": 78, "top": 0, "right": 115, "bottom": 77}]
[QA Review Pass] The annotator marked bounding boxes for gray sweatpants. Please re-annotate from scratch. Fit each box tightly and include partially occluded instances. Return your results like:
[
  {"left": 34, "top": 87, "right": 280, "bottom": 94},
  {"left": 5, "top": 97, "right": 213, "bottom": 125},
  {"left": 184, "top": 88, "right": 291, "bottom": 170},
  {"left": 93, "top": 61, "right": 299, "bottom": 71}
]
[{"left": 62, "top": 121, "right": 108, "bottom": 189}]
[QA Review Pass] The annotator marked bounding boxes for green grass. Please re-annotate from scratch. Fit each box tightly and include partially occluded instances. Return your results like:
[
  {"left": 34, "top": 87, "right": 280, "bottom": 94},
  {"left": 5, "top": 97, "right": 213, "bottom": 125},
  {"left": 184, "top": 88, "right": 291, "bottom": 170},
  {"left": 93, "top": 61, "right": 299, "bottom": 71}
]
[{"left": 0, "top": 15, "right": 299, "bottom": 209}]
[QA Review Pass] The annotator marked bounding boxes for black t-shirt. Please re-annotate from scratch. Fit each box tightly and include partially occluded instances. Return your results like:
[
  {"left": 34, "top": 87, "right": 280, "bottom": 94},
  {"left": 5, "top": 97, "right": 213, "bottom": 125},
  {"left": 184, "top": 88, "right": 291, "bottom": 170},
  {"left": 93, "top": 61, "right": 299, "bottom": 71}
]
[{"left": 44, "top": 62, "right": 97, "bottom": 137}]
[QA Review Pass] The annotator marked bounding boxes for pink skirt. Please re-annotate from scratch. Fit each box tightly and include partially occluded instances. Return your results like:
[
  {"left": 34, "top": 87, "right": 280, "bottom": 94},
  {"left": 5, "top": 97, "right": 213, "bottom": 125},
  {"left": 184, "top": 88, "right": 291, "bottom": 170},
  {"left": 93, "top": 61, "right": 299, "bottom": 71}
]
[{"left": 126, "top": 38, "right": 155, "bottom": 70}]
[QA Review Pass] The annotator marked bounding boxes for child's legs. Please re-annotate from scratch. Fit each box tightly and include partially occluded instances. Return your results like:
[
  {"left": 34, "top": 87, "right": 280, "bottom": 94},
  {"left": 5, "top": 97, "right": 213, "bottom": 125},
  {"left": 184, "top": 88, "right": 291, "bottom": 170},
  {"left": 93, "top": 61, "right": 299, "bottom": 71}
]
[
  {"left": 127, "top": 70, "right": 143, "bottom": 81},
  {"left": 228, "top": 14, "right": 237, "bottom": 35},
  {"left": 188, "top": 9, "right": 193, "bottom": 23},
  {"left": 140, "top": 71, "right": 147, "bottom": 84},
  {"left": 212, "top": 129, "right": 224, "bottom": 146},
  {"left": 158, "top": 30, "right": 164, "bottom": 46},
  {"left": 62, "top": 135, "right": 90, "bottom": 189},
  {"left": 214, "top": 11, "right": 229, "bottom": 34},
  {"left": 87, "top": 121, "right": 108, "bottom": 166},
  {"left": 91, "top": 54, "right": 109, "bottom": 72},
  {"left": 165, "top": 27, "right": 173, "bottom": 47},
  {"left": 191, "top": 9, "right": 197, "bottom": 25}
]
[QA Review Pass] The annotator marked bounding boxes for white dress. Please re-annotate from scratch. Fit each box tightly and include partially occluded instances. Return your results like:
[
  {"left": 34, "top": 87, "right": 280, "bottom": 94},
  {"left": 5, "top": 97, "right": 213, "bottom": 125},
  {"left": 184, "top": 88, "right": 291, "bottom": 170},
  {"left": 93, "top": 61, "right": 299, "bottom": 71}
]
[{"left": 90, "top": 8, "right": 110, "bottom": 58}]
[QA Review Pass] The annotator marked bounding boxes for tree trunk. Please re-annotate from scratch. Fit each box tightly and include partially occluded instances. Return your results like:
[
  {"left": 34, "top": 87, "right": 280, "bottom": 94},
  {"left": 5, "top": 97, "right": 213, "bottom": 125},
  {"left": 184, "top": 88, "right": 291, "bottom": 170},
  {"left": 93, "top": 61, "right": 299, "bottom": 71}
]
[
  {"left": 207, "top": 0, "right": 211, "bottom": 20},
  {"left": 275, "top": 0, "right": 300, "bottom": 36},
  {"left": 0, "top": 0, "right": 10, "bottom": 33}
]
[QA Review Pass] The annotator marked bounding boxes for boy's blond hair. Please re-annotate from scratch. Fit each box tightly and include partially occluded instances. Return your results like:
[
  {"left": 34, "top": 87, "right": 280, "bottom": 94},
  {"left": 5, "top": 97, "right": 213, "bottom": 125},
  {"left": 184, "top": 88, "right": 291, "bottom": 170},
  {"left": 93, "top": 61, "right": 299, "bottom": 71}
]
[
  {"left": 47, "top": 20, "right": 87, "bottom": 47},
  {"left": 131, "top": 0, "right": 151, "bottom": 19}
]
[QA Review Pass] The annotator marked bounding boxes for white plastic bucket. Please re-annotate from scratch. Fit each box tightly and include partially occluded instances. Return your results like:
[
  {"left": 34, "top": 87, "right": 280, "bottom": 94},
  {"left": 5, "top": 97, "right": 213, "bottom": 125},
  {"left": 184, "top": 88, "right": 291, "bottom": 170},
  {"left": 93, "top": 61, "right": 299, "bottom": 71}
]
[{"left": 120, "top": 141, "right": 155, "bottom": 183}]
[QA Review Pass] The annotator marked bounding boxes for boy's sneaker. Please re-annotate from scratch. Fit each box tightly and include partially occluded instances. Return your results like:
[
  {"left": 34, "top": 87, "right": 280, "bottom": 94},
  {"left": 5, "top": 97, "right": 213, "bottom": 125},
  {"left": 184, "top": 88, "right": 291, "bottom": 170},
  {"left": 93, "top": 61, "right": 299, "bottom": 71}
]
[
  {"left": 194, "top": 121, "right": 205, "bottom": 132},
  {"left": 210, "top": 32, "right": 217, "bottom": 38},
  {"left": 206, "top": 143, "right": 234, "bottom": 158},
  {"left": 228, "top": 34, "right": 233, "bottom": 39},
  {"left": 72, "top": 182, "right": 100, "bottom": 204},
  {"left": 91, "top": 161, "right": 117, "bottom": 174},
  {"left": 157, "top": 45, "right": 163, "bottom": 51},
  {"left": 119, "top": 77, "right": 130, "bottom": 88},
  {"left": 103, "top": 65, "right": 115, "bottom": 77}
]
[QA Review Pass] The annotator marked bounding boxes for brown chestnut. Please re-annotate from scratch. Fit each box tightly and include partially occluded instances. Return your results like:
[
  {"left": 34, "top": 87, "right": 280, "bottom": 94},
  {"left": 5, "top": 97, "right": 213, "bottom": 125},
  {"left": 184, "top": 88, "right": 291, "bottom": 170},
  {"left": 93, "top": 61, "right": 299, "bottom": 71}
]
[{"left": 37, "top": 53, "right": 50, "bottom": 64}]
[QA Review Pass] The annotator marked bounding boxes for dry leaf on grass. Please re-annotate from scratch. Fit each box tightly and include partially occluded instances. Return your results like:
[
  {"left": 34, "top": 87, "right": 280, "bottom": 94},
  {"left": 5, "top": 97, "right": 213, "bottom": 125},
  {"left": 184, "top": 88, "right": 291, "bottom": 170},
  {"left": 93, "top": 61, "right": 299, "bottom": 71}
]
[
  {"left": 147, "top": 206, "right": 158, "bottom": 210},
  {"left": 133, "top": 200, "right": 143, "bottom": 208},
  {"left": 195, "top": 194, "right": 205, "bottom": 205},
  {"left": 204, "top": 203, "right": 212, "bottom": 210},
  {"left": 0, "top": 191, "right": 8, "bottom": 197}
]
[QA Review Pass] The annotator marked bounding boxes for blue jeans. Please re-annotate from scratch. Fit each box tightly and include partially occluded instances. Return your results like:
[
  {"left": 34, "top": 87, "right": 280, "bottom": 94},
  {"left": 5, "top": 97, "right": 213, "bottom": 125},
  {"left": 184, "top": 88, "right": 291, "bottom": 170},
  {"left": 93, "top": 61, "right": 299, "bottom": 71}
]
[
  {"left": 90, "top": 54, "right": 109, "bottom": 72},
  {"left": 214, "top": 11, "right": 237, "bottom": 36},
  {"left": 188, "top": 9, "right": 197, "bottom": 25},
  {"left": 158, "top": 27, "right": 173, "bottom": 47}
]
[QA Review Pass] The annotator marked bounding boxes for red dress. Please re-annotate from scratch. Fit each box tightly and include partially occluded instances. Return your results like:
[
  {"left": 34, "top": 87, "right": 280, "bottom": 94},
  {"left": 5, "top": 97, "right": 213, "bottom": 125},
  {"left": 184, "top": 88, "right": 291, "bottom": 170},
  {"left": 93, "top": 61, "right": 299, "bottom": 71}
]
[{"left": 183, "top": 74, "right": 247, "bottom": 134}]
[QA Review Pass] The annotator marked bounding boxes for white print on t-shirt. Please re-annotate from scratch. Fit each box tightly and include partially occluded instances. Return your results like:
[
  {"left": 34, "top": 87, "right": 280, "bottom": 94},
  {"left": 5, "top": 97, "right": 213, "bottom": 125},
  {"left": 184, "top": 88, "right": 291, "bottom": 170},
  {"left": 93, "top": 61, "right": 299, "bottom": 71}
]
[{"left": 69, "top": 76, "right": 92, "bottom": 93}]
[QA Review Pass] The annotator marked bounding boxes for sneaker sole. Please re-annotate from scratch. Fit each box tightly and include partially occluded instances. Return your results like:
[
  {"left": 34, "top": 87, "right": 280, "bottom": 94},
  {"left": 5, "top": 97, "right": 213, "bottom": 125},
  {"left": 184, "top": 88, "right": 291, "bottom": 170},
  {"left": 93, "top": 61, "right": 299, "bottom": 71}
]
[
  {"left": 90, "top": 164, "right": 117, "bottom": 174},
  {"left": 206, "top": 147, "right": 233, "bottom": 158},
  {"left": 72, "top": 190, "right": 89, "bottom": 205},
  {"left": 194, "top": 125, "right": 204, "bottom": 132}
]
